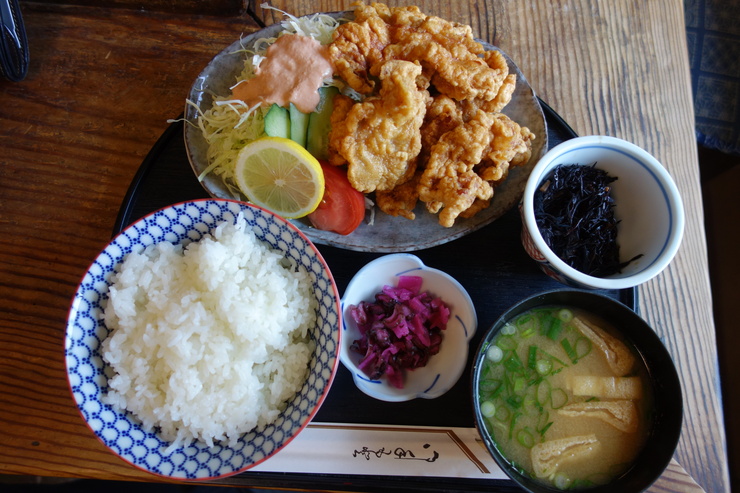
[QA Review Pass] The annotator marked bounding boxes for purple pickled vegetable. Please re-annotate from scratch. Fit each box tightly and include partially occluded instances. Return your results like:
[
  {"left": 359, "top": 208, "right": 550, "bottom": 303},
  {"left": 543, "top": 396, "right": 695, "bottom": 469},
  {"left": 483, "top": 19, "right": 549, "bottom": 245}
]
[{"left": 349, "top": 275, "right": 451, "bottom": 389}]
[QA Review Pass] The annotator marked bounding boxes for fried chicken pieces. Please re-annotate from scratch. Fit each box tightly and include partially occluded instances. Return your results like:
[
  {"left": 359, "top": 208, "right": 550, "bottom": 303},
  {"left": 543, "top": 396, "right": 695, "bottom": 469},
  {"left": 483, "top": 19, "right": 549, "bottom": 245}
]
[
  {"left": 329, "top": 60, "right": 429, "bottom": 193},
  {"left": 328, "top": 2, "right": 535, "bottom": 227}
]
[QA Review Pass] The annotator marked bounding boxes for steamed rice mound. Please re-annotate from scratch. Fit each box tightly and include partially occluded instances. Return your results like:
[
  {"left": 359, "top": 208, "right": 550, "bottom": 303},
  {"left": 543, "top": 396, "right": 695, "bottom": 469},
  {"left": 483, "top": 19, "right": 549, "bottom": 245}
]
[{"left": 101, "top": 217, "right": 317, "bottom": 448}]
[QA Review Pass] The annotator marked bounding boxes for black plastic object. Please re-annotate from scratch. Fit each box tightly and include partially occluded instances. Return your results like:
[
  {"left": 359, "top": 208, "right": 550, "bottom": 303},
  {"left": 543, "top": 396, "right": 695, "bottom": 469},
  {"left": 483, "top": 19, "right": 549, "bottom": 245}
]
[{"left": 0, "top": 0, "right": 29, "bottom": 82}]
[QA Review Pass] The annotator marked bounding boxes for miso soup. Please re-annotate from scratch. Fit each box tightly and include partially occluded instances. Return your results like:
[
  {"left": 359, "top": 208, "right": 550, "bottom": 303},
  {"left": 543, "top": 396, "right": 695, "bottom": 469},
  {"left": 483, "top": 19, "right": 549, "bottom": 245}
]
[{"left": 477, "top": 306, "right": 652, "bottom": 490}]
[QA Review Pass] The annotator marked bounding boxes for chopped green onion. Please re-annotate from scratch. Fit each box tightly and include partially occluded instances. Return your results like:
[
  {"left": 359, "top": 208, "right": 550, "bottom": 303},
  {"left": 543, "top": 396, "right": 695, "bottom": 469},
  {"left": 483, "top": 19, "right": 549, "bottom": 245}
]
[
  {"left": 574, "top": 336, "right": 593, "bottom": 360},
  {"left": 561, "top": 338, "right": 578, "bottom": 363},
  {"left": 538, "top": 347, "right": 569, "bottom": 368},
  {"left": 546, "top": 318, "right": 563, "bottom": 340},
  {"left": 536, "top": 411, "right": 551, "bottom": 431},
  {"left": 515, "top": 315, "right": 536, "bottom": 334},
  {"left": 495, "top": 404, "right": 511, "bottom": 422},
  {"left": 551, "top": 388, "right": 568, "bottom": 409},
  {"left": 528, "top": 375, "right": 544, "bottom": 387},
  {"left": 506, "top": 394, "right": 523, "bottom": 409},
  {"left": 504, "top": 352, "right": 524, "bottom": 373},
  {"left": 535, "top": 380, "right": 551, "bottom": 407},
  {"left": 496, "top": 335, "right": 517, "bottom": 351},
  {"left": 508, "top": 412, "right": 522, "bottom": 440},
  {"left": 539, "top": 421, "right": 553, "bottom": 436},
  {"left": 557, "top": 308, "right": 574, "bottom": 322},
  {"left": 492, "top": 380, "right": 506, "bottom": 398},
  {"left": 527, "top": 345, "right": 538, "bottom": 370},
  {"left": 536, "top": 359, "right": 552, "bottom": 375},
  {"left": 480, "top": 400, "right": 496, "bottom": 418},
  {"left": 520, "top": 327, "right": 536, "bottom": 338},
  {"left": 517, "top": 428, "right": 535, "bottom": 448},
  {"left": 486, "top": 345, "right": 504, "bottom": 363},
  {"left": 553, "top": 472, "right": 572, "bottom": 489},
  {"left": 501, "top": 323, "right": 516, "bottom": 335},
  {"left": 540, "top": 315, "right": 553, "bottom": 336},
  {"left": 480, "top": 378, "right": 502, "bottom": 394},
  {"left": 514, "top": 377, "right": 526, "bottom": 393}
]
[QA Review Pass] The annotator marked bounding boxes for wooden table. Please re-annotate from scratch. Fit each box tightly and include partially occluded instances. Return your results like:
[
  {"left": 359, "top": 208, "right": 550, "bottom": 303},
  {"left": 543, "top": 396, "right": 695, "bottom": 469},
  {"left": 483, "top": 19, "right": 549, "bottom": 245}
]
[{"left": 0, "top": 1, "right": 728, "bottom": 492}]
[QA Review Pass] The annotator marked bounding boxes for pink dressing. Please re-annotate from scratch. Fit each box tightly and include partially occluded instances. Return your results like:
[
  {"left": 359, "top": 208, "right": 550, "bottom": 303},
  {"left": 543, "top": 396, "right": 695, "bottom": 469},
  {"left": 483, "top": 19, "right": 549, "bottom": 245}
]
[{"left": 231, "top": 34, "right": 334, "bottom": 113}]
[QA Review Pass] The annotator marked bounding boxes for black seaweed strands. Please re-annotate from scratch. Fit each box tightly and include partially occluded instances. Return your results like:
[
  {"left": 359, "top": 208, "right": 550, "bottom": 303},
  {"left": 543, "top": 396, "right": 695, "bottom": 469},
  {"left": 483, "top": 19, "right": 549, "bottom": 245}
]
[{"left": 534, "top": 163, "right": 642, "bottom": 277}]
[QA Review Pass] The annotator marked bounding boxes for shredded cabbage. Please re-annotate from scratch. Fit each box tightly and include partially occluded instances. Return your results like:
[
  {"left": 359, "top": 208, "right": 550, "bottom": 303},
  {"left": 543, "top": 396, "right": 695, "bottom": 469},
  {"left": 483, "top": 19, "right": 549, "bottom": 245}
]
[{"left": 189, "top": 6, "right": 343, "bottom": 192}]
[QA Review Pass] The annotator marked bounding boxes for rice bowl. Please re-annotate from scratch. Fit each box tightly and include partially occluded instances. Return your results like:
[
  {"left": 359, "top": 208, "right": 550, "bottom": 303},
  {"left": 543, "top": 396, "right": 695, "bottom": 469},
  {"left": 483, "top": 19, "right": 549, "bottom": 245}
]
[{"left": 65, "top": 199, "right": 341, "bottom": 479}]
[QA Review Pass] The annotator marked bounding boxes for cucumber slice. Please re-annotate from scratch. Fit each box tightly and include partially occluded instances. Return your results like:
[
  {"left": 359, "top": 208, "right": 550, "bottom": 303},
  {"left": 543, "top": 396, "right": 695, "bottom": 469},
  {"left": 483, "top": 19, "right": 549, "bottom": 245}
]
[
  {"left": 307, "top": 86, "right": 340, "bottom": 160},
  {"left": 264, "top": 104, "right": 290, "bottom": 139},
  {"left": 289, "top": 103, "right": 310, "bottom": 148}
]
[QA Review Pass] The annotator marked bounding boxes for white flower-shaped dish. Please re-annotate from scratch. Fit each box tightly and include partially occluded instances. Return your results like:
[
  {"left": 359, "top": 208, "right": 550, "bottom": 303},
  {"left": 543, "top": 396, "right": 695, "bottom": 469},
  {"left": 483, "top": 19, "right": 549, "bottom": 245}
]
[
  {"left": 65, "top": 199, "right": 341, "bottom": 480},
  {"left": 340, "top": 254, "right": 477, "bottom": 402}
]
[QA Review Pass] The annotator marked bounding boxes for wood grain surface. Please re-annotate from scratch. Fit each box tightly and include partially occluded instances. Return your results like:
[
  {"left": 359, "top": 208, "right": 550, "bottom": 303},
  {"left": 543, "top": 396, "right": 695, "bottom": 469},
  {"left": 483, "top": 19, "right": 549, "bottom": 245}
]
[{"left": 0, "top": 1, "right": 728, "bottom": 492}]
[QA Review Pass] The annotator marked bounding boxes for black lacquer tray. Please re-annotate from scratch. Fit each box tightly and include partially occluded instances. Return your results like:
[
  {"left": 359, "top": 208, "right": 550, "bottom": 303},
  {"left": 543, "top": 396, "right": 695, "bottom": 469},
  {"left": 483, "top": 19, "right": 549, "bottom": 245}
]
[{"left": 113, "top": 100, "right": 636, "bottom": 492}]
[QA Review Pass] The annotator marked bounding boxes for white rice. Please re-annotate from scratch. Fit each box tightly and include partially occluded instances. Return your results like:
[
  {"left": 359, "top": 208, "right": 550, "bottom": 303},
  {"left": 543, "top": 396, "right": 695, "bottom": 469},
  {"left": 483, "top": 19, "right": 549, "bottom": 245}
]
[{"left": 101, "top": 216, "right": 316, "bottom": 450}]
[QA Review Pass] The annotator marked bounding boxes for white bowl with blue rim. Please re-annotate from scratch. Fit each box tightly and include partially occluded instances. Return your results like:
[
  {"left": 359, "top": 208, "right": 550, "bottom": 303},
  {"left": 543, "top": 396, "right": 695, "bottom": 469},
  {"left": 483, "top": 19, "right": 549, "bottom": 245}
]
[
  {"left": 65, "top": 199, "right": 341, "bottom": 480},
  {"left": 339, "top": 254, "right": 477, "bottom": 402},
  {"left": 520, "top": 136, "right": 685, "bottom": 290}
]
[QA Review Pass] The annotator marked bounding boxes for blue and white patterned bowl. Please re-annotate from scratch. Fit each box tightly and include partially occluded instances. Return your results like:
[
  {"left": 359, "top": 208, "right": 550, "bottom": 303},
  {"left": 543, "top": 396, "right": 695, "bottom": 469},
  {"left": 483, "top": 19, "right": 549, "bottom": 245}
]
[
  {"left": 65, "top": 199, "right": 341, "bottom": 480},
  {"left": 340, "top": 254, "right": 477, "bottom": 402}
]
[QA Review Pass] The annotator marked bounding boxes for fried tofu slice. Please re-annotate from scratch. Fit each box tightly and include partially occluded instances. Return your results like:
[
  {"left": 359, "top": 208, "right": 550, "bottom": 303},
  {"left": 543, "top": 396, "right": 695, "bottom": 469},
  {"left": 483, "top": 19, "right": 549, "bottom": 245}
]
[
  {"left": 330, "top": 60, "right": 429, "bottom": 193},
  {"left": 572, "top": 317, "right": 636, "bottom": 376},
  {"left": 567, "top": 376, "right": 643, "bottom": 400},
  {"left": 558, "top": 400, "right": 639, "bottom": 433},
  {"left": 530, "top": 434, "right": 600, "bottom": 479}
]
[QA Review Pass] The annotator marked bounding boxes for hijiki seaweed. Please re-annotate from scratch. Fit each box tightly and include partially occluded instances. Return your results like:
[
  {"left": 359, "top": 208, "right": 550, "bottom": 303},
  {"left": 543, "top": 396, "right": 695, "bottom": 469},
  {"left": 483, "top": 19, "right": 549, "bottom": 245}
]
[{"left": 534, "top": 163, "right": 642, "bottom": 277}]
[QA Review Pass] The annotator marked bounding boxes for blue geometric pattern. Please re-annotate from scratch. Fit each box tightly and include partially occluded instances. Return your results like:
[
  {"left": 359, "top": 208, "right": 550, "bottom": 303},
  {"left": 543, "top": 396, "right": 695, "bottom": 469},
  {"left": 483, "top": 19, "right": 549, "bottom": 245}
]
[
  {"left": 685, "top": 0, "right": 740, "bottom": 155},
  {"left": 65, "top": 199, "right": 341, "bottom": 479}
]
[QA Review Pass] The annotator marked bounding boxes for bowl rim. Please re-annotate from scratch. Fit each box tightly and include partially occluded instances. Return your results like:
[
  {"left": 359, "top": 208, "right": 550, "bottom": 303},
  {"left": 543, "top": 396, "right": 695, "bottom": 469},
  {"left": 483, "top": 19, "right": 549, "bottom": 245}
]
[
  {"left": 339, "top": 253, "right": 478, "bottom": 401},
  {"left": 470, "top": 289, "right": 683, "bottom": 492},
  {"left": 521, "top": 135, "right": 685, "bottom": 290},
  {"left": 64, "top": 198, "right": 342, "bottom": 480}
]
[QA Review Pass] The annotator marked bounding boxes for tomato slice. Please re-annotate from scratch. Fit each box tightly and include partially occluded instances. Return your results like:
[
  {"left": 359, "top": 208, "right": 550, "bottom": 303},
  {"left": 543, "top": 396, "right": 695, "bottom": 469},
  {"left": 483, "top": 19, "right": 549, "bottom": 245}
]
[{"left": 308, "top": 161, "right": 366, "bottom": 235}]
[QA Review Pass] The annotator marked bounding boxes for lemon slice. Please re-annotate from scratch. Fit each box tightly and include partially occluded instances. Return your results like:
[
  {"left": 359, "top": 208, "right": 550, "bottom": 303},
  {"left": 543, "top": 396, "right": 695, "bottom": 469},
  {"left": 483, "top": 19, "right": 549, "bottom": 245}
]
[{"left": 234, "top": 137, "right": 325, "bottom": 219}]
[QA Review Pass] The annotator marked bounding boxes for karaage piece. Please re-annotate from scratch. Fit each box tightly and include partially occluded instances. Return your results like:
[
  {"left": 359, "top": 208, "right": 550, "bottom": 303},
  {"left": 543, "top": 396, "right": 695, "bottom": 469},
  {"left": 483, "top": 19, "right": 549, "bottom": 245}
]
[
  {"left": 418, "top": 111, "right": 495, "bottom": 227},
  {"left": 477, "top": 113, "right": 535, "bottom": 183},
  {"left": 460, "top": 51, "right": 517, "bottom": 115},
  {"left": 332, "top": 3, "right": 507, "bottom": 102},
  {"left": 428, "top": 44, "right": 508, "bottom": 102},
  {"left": 421, "top": 95, "right": 464, "bottom": 149},
  {"left": 329, "top": 3, "right": 392, "bottom": 94},
  {"left": 330, "top": 59, "right": 429, "bottom": 193},
  {"left": 375, "top": 171, "right": 421, "bottom": 220},
  {"left": 327, "top": 2, "right": 538, "bottom": 227},
  {"left": 386, "top": 14, "right": 505, "bottom": 101},
  {"left": 327, "top": 93, "right": 355, "bottom": 167}
]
